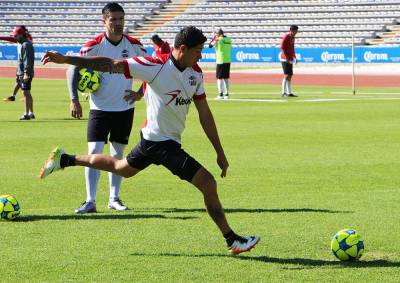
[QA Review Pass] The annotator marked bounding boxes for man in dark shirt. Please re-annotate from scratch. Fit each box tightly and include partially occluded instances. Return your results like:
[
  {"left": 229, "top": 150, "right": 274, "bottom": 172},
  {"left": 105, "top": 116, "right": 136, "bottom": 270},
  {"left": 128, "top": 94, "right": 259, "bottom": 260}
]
[{"left": 2, "top": 26, "right": 35, "bottom": 119}]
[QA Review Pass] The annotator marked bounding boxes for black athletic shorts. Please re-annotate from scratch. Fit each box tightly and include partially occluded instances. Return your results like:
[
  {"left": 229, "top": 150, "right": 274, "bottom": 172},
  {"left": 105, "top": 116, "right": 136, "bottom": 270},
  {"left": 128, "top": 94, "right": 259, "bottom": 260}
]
[
  {"left": 126, "top": 133, "right": 202, "bottom": 182},
  {"left": 16, "top": 75, "right": 33, "bottom": 91},
  {"left": 216, "top": 63, "right": 231, "bottom": 79},
  {"left": 87, "top": 108, "right": 134, "bottom": 144},
  {"left": 281, "top": 62, "right": 293, "bottom": 76}
]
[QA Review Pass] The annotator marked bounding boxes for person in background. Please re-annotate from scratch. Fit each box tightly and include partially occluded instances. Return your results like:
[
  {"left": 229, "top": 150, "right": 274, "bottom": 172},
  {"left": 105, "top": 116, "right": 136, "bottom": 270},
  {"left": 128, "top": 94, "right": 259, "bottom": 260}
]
[
  {"left": 209, "top": 29, "right": 232, "bottom": 100},
  {"left": 0, "top": 26, "right": 35, "bottom": 118},
  {"left": 151, "top": 34, "right": 171, "bottom": 58},
  {"left": 280, "top": 25, "right": 299, "bottom": 98},
  {"left": 66, "top": 2, "right": 147, "bottom": 214}
]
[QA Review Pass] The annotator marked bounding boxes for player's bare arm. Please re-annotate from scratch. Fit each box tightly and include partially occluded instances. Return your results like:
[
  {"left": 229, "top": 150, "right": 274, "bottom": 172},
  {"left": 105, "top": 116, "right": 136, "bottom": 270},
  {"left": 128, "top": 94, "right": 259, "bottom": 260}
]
[
  {"left": 194, "top": 98, "right": 229, "bottom": 178},
  {"left": 41, "top": 51, "right": 124, "bottom": 73}
]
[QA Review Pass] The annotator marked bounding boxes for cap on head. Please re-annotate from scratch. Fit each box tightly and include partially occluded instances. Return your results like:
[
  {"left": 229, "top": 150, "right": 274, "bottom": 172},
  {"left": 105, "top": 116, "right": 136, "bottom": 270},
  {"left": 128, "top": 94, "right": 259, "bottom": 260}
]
[{"left": 11, "top": 25, "right": 26, "bottom": 37}]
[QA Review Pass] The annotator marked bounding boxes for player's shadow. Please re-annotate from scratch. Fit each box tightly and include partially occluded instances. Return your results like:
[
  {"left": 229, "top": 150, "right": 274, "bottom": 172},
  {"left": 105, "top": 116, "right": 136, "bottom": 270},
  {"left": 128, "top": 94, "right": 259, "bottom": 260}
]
[
  {"left": 130, "top": 252, "right": 400, "bottom": 268},
  {"left": 132, "top": 207, "right": 352, "bottom": 214},
  {"left": 15, "top": 214, "right": 197, "bottom": 222}
]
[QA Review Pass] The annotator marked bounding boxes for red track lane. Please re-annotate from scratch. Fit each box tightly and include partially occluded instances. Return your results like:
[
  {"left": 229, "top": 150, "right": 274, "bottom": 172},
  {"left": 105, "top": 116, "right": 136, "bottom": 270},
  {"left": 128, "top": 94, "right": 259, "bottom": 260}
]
[{"left": 0, "top": 66, "right": 397, "bottom": 87}]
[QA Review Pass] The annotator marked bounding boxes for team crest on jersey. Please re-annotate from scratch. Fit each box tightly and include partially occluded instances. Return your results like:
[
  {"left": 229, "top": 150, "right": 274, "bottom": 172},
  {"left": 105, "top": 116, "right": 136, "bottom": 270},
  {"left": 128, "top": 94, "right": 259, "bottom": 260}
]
[
  {"left": 121, "top": 49, "right": 129, "bottom": 58},
  {"left": 188, "top": 75, "right": 197, "bottom": 86}
]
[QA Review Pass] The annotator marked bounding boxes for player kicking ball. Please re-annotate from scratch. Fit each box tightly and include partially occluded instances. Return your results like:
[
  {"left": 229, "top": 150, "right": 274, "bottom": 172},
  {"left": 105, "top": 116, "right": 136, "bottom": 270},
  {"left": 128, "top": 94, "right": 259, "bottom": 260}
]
[{"left": 40, "top": 26, "right": 260, "bottom": 255}]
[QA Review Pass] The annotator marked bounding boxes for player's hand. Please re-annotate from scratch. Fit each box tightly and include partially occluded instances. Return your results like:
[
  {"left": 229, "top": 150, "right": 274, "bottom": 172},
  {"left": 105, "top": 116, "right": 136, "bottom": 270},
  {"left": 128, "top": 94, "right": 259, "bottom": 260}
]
[
  {"left": 124, "top": 90, "right": 143, "bottom": 104},
  {"left": 41, "top": 51, "right": 67, "bottom": 65},
  {"left": 217, "top": 152, "right": 229, "bottom": 178},
  {"left": 22, "top": 73, "right": 30, "bottom": 82},
  {"left": 70, "top": 99, "right": 83, "bottom": 119}
]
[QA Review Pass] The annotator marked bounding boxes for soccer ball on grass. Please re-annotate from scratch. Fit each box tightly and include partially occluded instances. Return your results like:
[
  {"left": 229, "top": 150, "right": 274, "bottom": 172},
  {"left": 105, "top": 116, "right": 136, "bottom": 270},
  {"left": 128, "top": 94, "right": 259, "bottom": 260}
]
[
  {"left": 331, "top": 228, "right": 364, "bottom": 261},
  {"left": 0, "top": 194, "right": 20, "bottom": 220},
  {"left": 78, "top": 68, "right": 100, "bottom": 94}
]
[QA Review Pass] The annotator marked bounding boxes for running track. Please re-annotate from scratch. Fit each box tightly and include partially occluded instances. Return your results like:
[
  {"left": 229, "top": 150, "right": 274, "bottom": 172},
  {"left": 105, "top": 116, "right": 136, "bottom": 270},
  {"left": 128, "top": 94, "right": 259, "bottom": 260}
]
[{"left": 0, "top": 66, "right": 397, "bottom": 87}]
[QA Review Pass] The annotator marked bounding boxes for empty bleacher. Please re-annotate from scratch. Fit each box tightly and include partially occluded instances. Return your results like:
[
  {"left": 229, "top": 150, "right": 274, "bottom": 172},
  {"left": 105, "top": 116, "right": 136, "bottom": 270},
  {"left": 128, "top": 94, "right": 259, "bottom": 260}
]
[{"left": 1, "top": 0, "right": 400, "bottom": 47}]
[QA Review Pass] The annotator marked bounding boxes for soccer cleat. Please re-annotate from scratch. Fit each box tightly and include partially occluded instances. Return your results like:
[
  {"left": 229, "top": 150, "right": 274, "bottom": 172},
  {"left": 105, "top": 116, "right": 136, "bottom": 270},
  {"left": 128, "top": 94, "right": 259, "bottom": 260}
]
[
  {"left": 228, "top": 236, "right": 260, "bottom": 255},
  {"left": 75, "top": 201, "right": 97, "bottom": 214},
  {"left": 288, "top": 93, "right": 298, "bottom": 97},
  {"left": 19, "top": 114, "right": 30, "bottom": 120},
  {"left": 224, "top": 95, "right": 229, "bottom": 100},
  {"left": 281, "top": 93, "right": 288, "bottom": 97},
  {"left": 28, "top": 113, "right": 35, "bottom": 119},
  {"left": 108, "top": 198, "right": 128, "bottom": 211},
  {"left": 215, "top": 94, "right": 224, "bottom": 100},
  {"left": 4, "top": 95, "right": 15, "bottom": 102},
  {"left": 39, "top": 147, "right": 65, "bottom": 179}
]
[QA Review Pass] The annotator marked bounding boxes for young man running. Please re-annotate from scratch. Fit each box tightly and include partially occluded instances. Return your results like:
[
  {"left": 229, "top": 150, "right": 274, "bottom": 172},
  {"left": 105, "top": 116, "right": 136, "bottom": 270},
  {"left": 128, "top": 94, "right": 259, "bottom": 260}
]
[{"left": 40, "top": 26, "right": 260, "bottom": 254}]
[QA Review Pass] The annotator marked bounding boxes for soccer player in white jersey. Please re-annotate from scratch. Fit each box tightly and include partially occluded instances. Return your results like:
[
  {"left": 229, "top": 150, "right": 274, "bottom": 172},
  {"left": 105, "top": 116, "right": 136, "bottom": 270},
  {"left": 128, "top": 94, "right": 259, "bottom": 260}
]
[
  {"left": 40, "top": 26, "right": 260, "bottom": 254},
  {"left": 66, "top": 3, "right": 147, "bottom": 214}
]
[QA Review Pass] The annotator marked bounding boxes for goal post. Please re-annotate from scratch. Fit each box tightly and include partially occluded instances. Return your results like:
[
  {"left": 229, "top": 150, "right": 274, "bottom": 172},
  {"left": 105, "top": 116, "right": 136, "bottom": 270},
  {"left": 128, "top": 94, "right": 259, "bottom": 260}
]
[{"left": 352, "top": 35, "right": 356, "bottom": 95}]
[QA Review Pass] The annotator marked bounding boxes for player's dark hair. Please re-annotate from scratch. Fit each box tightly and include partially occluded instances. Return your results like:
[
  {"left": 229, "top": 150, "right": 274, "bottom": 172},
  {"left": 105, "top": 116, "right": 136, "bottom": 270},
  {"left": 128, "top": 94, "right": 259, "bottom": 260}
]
[
  {"left": 151, "top": 34, "right": 162, "bottom": 44},
  {"left": 290, "top": 25, "right": 299, "bottom": 31},
  {"left": 174, "top": 26, "right": 207, "bottom": 49},
  {"left": 102, "top": 2, "right": 125, "bottom": 18}
]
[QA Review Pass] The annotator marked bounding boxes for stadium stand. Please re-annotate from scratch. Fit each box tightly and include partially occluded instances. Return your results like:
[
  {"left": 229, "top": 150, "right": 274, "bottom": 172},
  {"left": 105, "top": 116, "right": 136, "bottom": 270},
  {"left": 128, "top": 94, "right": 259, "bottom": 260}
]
[{"left": 1, "top": 0, "right": 400, "bottom": 47}]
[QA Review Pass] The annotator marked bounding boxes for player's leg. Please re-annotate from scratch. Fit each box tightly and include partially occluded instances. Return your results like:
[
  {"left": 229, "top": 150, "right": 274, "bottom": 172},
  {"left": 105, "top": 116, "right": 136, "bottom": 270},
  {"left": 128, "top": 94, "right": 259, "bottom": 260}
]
[
  {"left": 223, "top": 63, "right": 230, "bottom": 99},
  {"left": 19, "top": 87, "right": 34, "bottom": 120},
  {"left": 157, "top": 141, "right": 260, "bottom": 254},
  {"left": 4, "top": 81, "right": 20, "bottom": 101},
  {"left": 108, "top": 108, "right": 134, "bottom": 210},
  {"left": 281, "top": 62, "right": 289, "bottom": 97},
  {"left": 286, "top": 64, "right": 297, "bottom": 97},
  {"left": 216, "top": 64, "right": 224, "bottom": 99}
]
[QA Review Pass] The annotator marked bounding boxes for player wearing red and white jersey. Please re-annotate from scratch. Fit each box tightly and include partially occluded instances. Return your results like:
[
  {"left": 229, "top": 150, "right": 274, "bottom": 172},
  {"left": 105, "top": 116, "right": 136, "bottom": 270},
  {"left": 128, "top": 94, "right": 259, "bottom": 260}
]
[
  {"left": 41, "top": 26, "right": 260, "bottom": 255},
  {"left": 280, "top": 25, "right": 299, "bottom": 97},
  {"left": 66, "top": 3, "right": 146, "bottom": 214}
]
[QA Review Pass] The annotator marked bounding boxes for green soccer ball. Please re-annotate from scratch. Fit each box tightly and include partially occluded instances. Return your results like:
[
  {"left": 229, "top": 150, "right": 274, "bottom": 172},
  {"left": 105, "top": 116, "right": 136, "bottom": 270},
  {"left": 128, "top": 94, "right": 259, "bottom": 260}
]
[
  {"left": 331, "top": 229, "right": 364, "bottom": 261},
  {"left": 0, "top": 194, "right": 20, "bottom": 220},
  {"left": 78, "top": 68, "right": 100, "bottom": 93}
]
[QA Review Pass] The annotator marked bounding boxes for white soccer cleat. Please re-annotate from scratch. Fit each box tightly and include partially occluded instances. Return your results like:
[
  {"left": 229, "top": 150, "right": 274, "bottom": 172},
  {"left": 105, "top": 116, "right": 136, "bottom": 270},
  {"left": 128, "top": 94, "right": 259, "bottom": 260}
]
[
  {"left": 108, "top": 198, "right": 129, "bottom": 211},
  {"left": 39, "top": 147, "right": 65, "bottom": 179},
  {"left": 228, "top": 236, "right": 260, "bottom": 255}
]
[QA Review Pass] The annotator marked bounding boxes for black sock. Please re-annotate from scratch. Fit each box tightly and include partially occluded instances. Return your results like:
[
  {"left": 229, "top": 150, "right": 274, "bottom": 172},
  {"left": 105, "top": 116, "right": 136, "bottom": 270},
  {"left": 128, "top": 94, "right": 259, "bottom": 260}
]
[
  {"left": 224, "top": 230, "right": 242, "bottom": 246},
  {"left": 60, "top": 154, "right": 76, "bottom": 168}
]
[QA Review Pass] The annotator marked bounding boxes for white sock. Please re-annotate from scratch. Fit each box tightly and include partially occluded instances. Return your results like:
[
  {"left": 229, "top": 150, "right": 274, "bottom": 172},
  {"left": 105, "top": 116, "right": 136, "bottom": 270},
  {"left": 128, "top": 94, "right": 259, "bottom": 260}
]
[
  {"left": 109, "top": 142, "right": 125, "bottom": 201},
  {"left": 217, "top": 79, "right": 224, "bottom": 95},
  {"left": 85, "top": 141, "right": 105, "bottom": 202},
  {"left": 223, "top": 79, "right": 229, "bottom": 95},
  {"left": 287, "top": 81, "right": 292, "bottom": 94},
  {"left": 282, "top": 78, "right": 288, "bottom": 94}
]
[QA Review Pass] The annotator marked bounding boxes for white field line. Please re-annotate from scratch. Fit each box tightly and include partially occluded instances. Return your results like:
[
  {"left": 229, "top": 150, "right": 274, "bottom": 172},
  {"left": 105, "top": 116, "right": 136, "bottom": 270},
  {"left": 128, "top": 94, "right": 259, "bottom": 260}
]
[{"left": 212, "top": 97, "right": 400, "bottom": 103}]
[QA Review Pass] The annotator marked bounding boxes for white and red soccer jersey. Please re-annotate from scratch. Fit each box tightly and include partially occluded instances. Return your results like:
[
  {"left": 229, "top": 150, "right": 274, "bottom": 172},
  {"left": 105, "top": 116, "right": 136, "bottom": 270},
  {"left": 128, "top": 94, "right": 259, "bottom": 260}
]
[
  {"left": 279, "top": 32, "right": 296, "bottom": 62},
  {"left": 80, "top": 33, "right": 147, "bottom": 111},
  {"left": 122, "top": 55, "right": 206, "bottom": 143}
]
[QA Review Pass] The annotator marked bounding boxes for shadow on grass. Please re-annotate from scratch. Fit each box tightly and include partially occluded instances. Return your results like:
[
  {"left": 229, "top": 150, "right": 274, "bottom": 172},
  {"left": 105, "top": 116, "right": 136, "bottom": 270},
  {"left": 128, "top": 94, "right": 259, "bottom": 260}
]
[
  {"left": 132, "top": 207, "right": 352, "bottom": 214},
  {"left": 15, "top": 214, "right": 197, "bottom": 222},
  {"left": 130, "top": 252, "right": 400, "bottom": 268}
]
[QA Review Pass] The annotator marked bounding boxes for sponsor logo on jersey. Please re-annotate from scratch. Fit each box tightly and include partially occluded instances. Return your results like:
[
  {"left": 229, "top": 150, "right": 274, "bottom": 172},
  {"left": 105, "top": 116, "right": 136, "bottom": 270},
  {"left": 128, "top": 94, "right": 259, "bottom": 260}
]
[
  {"left": 165, "top": 90, "right": 192, "bottom": 106},
  {"left": 121, "top": 49, "right": 129, "bottom": 58}
]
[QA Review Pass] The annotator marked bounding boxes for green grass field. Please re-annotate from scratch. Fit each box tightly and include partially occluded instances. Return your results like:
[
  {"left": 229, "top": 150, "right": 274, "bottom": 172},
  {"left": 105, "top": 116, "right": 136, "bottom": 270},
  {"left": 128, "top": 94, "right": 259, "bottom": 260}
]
[{"left": 1, "top": 77, "right": 400, "bottom": 282}]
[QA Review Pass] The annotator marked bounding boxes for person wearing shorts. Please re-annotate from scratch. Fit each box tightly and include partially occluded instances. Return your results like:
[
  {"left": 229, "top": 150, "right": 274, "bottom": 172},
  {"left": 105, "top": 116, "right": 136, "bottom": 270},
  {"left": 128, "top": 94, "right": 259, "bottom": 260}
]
[
  {"left": 280, "top": 25, "right": 299, "bottom": 98},
  {"left": 40, "top": 26, "right": 260, "bottom": 255},
  {"left": 65, "top": 2, "right": 147, "bottom": 213}
]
